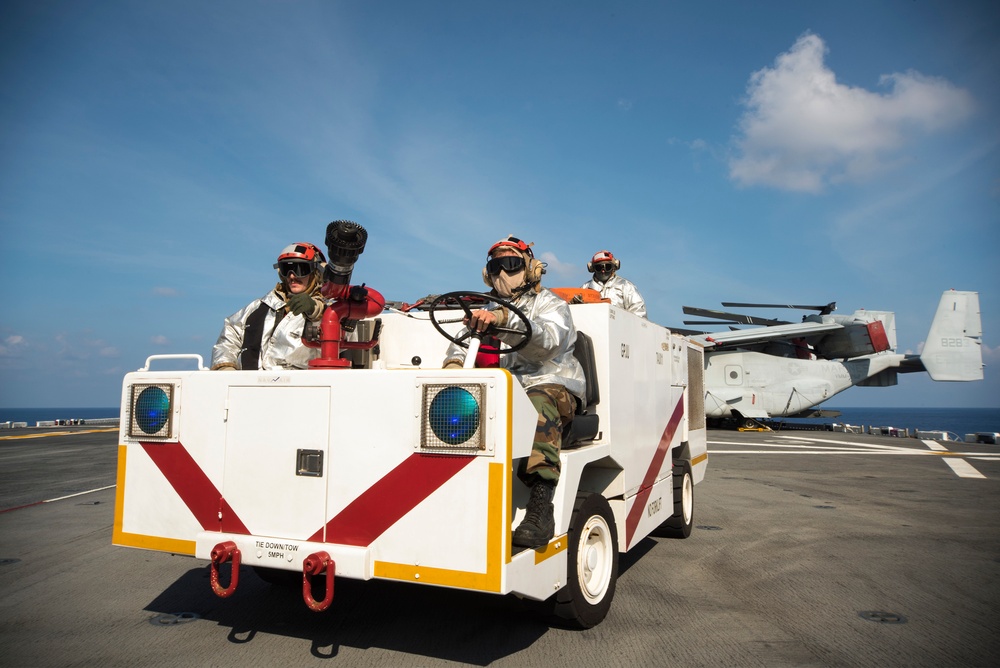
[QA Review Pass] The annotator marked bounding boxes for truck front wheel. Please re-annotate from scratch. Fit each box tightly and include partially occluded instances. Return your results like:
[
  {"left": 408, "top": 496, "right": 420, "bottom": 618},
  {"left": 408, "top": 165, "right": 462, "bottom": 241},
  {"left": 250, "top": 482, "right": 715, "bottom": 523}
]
[{"left": 554, "top": 492, "right": 619, "bottom": 628}]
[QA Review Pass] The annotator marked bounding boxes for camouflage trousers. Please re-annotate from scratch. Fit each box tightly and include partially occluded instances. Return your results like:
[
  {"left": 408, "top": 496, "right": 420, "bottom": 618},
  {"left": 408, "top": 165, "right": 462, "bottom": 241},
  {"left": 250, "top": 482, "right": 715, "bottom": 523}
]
[{"left": 519, "top": 384, "right": 577, "bottom": 485}]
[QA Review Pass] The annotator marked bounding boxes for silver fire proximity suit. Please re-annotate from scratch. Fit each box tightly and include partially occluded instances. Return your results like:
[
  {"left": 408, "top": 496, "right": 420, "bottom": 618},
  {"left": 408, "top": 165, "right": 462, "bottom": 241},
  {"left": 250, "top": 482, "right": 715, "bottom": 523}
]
[
  {"left": 211, "top": 285, "right": 320, "bottom": 370},
  {"left": 582, "top": 273, "right": 647, "bottom": 319}
]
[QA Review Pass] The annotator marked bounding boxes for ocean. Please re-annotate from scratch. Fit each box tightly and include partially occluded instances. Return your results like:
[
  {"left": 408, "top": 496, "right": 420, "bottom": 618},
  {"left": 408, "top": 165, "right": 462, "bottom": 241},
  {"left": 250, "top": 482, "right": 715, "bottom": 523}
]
[
  {"left": 1, "top": 406, "right": 998, "bottom": 438},
  {"left": 0, "top": 407, "right": 121, "bottom": 426}
]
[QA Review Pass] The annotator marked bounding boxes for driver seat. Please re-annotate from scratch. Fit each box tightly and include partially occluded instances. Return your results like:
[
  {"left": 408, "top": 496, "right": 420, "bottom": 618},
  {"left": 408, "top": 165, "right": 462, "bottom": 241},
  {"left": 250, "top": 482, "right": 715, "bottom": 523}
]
[{"left": 562, "top": 331, "right": 600, "bottom": 448}]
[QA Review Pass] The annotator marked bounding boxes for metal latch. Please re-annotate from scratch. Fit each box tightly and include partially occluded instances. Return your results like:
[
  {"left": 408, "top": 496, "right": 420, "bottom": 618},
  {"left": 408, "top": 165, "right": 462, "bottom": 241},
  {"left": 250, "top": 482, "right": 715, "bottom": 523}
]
[{"left": 296, "top": 449, "right": 324, "bottom": 477}]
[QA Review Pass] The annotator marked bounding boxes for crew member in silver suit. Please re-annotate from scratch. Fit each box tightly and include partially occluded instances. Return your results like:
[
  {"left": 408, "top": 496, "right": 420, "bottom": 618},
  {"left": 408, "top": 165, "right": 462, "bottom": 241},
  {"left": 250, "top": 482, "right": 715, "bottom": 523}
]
[
  {"left": 211, "top": 242, "right": 327, "bottom": 371},
  {"left": 443, "top": 236, "right": 585, "bottom": 548},
  {"left": 581, "top": 249, "right": 647, "bottom": 318}
]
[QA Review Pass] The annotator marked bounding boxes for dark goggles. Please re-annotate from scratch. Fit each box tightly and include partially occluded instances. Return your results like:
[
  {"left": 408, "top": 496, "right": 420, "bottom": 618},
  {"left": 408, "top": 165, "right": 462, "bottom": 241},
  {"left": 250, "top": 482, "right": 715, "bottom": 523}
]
[
  {"left": 593, "top": 262, "right": 615, "bottom": 273},
  {"left": 275, "top": 260, "right": 314, "bottom": 278},
  {"left": 486, "top": 255, "right": 526, "bottom": 275}
]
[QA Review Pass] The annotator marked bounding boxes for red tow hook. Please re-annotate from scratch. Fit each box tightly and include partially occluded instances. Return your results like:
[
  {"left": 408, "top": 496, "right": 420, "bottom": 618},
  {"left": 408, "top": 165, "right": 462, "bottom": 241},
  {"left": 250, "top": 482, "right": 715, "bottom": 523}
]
[
  {"left": 210, "top": 541, "right": 241, "bottom": 598},
  {"left": 302, "top": 551, "right": 335, "bottom": 612}
]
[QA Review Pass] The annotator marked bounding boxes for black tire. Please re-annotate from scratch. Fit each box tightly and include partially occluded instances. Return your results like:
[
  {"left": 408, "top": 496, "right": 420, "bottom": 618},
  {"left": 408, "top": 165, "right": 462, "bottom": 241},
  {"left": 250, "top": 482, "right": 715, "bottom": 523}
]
[
  {"left": 553, "top": 493, "right": 619, "bottom": 628},
  {"left": 659, "top": 460, "right": 694, "bottom": 538}
]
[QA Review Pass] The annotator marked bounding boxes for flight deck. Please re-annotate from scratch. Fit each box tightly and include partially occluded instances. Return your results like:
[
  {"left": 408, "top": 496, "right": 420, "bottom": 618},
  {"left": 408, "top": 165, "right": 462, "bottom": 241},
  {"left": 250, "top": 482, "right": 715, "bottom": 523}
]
[{"left": 0, "top": 426, "right": 997, "bottom": 666}]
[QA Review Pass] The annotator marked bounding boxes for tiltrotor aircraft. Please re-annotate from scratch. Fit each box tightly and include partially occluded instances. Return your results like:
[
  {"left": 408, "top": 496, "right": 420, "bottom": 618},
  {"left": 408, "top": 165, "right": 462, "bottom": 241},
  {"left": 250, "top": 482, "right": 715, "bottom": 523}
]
[{"left": 678, "top": 290, "right": 983, "bottom": 426}]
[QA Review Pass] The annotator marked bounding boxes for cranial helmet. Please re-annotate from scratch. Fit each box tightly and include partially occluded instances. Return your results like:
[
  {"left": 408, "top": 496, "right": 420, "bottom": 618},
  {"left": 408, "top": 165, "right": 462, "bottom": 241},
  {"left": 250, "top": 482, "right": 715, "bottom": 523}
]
[
  {"left": 481, "top": 235, "right": 545, "bottom": 290},
  {"left": 273, "top": 242, "right": 326, "bottom": 281},
  {"left": 276, "top": 242, "right": 326, "bottom": 265},
  {"left": 587, "top": 250, "right": 620, "bottom": 273}
]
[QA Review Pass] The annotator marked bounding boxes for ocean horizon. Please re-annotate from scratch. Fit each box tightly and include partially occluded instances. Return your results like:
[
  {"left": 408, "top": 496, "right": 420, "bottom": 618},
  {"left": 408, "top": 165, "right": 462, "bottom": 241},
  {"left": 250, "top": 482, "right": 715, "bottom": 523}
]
[
  {"left": 0, "top": 407, "right": 122, "bottom": 426},
  {"left": 2, "top": 405, "right": 998, "bottom": 438}
]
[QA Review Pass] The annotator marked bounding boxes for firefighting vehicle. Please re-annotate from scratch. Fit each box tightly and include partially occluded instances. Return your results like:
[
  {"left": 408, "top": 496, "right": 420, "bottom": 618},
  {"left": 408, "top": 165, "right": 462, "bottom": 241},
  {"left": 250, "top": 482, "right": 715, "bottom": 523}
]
[{"left": 113, "top": 221, "right": 708, "bottom": 628}]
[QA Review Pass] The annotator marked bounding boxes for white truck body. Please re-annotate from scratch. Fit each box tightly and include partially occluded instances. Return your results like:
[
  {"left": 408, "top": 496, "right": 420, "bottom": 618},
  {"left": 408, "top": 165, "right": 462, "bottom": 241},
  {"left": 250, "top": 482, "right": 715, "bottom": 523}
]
[{"left": 114, "top": 301, "right": 707, "bottom": 624}]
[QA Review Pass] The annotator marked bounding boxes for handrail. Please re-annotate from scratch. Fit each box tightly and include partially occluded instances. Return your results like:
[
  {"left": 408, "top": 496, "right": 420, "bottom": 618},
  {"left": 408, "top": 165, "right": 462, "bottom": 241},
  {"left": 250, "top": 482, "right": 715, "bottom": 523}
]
[{"left": 139, "top": 354, "right": 206, "bottom": 371}]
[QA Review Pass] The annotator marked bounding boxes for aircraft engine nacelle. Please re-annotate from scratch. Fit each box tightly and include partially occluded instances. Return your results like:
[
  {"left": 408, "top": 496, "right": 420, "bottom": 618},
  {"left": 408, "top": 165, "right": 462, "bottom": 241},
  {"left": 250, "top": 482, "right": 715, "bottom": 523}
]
[{"left": 813, "top": 320, "right": 891, "bottom": 359}]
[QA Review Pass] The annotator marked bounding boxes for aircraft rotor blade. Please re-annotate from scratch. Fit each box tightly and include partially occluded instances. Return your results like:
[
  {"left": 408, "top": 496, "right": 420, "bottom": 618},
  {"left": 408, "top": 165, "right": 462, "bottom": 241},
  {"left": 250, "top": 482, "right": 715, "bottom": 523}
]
[
  {"left": 682, "top": 306, "right": 789, "bottom": 326},
  {"left": 683, "top": 320, "right": 744, "bottom": 326},
  {"left": 722, "top": 301, "right": 837, "bottom": 315}
]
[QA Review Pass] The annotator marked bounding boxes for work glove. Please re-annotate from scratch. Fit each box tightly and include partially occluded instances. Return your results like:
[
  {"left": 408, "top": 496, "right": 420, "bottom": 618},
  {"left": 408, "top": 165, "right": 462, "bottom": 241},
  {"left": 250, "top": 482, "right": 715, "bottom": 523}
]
[
  {"left": 443, "top": 358, "right": 464, "bottom": 369},
  {"left": 211, "top": 363, "right": 236, "bottom": 371},
  {"left": 287, "top": 292, "right": 324, "bottom": 320}
]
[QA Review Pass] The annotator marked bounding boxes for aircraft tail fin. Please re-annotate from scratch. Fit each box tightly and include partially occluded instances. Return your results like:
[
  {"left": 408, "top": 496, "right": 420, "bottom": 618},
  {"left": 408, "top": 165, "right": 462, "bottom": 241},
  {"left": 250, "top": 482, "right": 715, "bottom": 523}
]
[{"left": 920, "top": 290, "right": 983, "bottom": 381}]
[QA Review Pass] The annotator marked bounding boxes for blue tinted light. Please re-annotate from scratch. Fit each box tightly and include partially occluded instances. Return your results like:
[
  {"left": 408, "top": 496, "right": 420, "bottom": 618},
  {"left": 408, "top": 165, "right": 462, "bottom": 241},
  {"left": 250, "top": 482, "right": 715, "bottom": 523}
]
[
  {"left": 429, "top": 386, "right": 480, "bottom": 445},
  {"left": 136, "top": 386, "right": 171, "bottom": 434}
]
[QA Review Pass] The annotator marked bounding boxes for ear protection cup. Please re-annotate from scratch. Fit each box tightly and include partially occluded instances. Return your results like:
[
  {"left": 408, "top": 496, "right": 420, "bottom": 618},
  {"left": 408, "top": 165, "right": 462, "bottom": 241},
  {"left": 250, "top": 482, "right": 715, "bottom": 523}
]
[
  {"left": 525, "top": 257, "right": 545, "bottom": 284},
  {"left": 482, "top": 266, "right": 494, "bottom": 288}
]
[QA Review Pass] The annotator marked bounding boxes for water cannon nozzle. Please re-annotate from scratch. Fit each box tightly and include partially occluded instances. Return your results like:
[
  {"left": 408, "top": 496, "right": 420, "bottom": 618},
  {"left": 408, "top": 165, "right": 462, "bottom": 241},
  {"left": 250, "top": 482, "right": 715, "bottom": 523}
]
[{"left": 324, "top": 220, "right": 368, "bottom": 285}]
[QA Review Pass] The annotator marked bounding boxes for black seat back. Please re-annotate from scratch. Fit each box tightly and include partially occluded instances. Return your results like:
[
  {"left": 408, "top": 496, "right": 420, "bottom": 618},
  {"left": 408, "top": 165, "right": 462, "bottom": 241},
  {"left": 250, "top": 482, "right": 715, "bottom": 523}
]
[
  {"left": 563, "top": 331, "right": 600, "bottom": 447},
  {"left": 573, "top": 332, "right": 600, "bottom": 410}
]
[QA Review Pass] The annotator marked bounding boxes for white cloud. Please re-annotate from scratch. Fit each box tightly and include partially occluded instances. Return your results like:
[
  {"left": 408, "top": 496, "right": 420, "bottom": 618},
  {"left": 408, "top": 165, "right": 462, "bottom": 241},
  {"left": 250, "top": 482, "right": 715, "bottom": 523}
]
[
  {"left": 153, "top": 287, "right": 180, "bottom": 297},
  {"left": 151, "top": 335, "right": 170, "bottom": 346},
  {"left": 0, "top": 335, "right": 27, "bottom": 360},
  {"left": 729, "top": 33, "right": 974, "bottom": 193},
  {"left": 982, "top": 342, "right": 999, "bottom": 365},
  {"left": 537, "top": 251, "right": 577, "bottom": 282}
]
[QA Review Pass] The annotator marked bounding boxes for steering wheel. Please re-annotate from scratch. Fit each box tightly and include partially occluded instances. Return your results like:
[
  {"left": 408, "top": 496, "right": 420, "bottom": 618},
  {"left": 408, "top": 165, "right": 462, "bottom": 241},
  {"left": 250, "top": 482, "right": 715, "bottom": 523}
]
[{"left": 428, "top": 291, "right": 532, "bottom": 353}]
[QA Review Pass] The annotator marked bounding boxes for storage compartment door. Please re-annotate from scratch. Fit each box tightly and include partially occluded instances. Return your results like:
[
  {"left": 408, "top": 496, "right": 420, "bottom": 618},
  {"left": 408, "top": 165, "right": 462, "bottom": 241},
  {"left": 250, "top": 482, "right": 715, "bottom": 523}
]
[{"left": 222, "top": 386, "right": 331, "bottom": 540}]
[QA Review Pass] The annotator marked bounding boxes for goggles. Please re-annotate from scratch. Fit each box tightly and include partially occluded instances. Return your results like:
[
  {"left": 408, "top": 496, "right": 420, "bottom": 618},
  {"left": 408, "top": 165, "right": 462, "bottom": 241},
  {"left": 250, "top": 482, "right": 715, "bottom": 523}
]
[
  {"left": 486, "top": 255, "right": 526, "bottom": 276},
  {"left": 275, "top": 260, "right": 315, "bottom": 278},
  {"left": 593, "top": 262, "right": 615, "bottom": 273}
]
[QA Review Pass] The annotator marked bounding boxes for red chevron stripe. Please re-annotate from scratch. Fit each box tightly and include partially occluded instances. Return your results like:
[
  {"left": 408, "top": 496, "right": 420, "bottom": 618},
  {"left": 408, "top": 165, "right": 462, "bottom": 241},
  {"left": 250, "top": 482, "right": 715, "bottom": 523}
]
[
  {"left": 624, "top": 398, "right": 684, "bottom": 548},
  {"left": 309, "top": 453, "right": 475, "bottom": 546},
  {"left": 141, "top": 441, "right": 249, "bottom": 534}
]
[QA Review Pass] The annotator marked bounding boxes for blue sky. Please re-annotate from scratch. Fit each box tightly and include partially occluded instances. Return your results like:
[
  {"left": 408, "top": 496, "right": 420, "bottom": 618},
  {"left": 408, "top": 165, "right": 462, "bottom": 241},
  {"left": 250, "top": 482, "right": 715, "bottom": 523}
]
[{"left": 1, "top": 1, "right": 997, "bottom": 409}]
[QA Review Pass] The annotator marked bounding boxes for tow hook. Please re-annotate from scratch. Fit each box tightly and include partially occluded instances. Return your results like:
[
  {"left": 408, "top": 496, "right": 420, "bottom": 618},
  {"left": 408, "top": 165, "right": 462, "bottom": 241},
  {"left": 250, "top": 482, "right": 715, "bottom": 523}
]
[
  {"left": 302, "top": 551, "right": 335, "bottom": 611},
  {"left": 209, "top": 541, "right": 240, "bottom": 598}
]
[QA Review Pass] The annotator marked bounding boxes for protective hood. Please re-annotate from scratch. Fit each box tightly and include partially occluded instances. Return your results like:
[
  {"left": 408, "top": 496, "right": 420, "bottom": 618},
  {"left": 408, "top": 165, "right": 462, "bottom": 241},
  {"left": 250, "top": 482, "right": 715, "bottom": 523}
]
[{"left": 492, "top": 268, "right": 526, "bottom": 298}]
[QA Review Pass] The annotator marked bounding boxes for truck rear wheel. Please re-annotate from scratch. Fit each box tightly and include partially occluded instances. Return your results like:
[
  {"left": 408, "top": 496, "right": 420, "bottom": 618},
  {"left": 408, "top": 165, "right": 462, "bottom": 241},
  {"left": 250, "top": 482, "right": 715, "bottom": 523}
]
[
  {"left": 554, "top": 492, "right": 619, "bottom": 628},
  {"left": 659, "top": 460, "right": 694, "bottom": 538}
]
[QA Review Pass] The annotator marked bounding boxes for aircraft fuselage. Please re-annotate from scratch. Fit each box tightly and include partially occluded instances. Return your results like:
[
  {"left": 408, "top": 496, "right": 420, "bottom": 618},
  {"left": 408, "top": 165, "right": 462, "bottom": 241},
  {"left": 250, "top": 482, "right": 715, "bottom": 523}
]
[{"left": 702, "top": 350, "right": 904, "bottom": 419}]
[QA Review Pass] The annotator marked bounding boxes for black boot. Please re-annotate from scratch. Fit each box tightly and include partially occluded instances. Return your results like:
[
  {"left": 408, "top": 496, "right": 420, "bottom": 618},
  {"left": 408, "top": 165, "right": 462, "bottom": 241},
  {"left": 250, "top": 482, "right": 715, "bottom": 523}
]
[{"left": 513, "top": 480, "right": 555, "bottom": 548}]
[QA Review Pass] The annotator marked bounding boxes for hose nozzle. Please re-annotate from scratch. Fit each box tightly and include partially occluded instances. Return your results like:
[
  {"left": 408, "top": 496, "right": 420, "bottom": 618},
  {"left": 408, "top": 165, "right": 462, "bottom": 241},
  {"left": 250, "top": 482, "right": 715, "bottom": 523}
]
[{"left": 324, "top": 220, "right": 368, "bottom": 286}]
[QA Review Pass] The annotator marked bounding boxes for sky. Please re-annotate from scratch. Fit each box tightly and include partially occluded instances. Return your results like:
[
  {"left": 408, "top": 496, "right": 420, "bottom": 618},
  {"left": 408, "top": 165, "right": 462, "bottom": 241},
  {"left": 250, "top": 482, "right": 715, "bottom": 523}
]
[{"left": 1, "top": 1, "right": 997, "bottom": 409}]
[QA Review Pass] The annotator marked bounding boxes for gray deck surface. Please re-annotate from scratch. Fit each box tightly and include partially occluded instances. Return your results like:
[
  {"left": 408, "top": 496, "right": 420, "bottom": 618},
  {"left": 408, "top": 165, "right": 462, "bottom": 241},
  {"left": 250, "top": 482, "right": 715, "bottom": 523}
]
[{"left": 1, "top": 426, "right": 997, "bottom": 667}]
